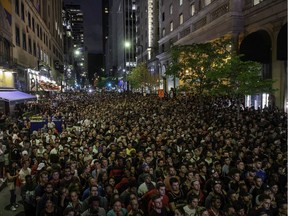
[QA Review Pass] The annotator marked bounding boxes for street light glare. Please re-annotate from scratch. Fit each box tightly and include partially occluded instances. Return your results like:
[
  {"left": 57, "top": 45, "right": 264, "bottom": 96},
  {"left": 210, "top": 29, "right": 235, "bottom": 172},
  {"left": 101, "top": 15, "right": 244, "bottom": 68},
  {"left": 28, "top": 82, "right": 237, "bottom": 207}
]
[
  {"left": 74, "top": 50, "right": 81, "bottom": 55},
  {"left": 124, "top": 41, "right": 131, "bottom": 48}
]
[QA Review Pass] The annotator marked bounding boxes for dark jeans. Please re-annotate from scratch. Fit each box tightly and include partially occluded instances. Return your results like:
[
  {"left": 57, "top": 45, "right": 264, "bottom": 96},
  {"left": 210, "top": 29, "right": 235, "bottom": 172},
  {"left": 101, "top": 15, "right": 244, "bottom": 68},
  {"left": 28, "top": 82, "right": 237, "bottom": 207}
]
[{"left": 9, "top": 189, "right": 16, "bottom": 206}]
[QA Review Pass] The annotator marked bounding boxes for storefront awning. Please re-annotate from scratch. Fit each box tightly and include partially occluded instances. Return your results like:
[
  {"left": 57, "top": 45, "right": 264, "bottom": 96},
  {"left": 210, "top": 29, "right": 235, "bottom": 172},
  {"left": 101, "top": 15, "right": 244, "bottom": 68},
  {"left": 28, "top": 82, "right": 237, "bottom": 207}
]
[{"left": 0, "top": 90, "right": 37, "bottom": 103}]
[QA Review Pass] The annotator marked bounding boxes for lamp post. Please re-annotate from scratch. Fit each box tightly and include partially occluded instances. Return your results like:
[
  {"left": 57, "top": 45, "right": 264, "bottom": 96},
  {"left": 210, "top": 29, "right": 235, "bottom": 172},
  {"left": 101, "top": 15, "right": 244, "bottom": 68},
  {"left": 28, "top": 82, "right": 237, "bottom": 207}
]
[{"left": 124, "top": 41, "right": 131, "bottom": 92}]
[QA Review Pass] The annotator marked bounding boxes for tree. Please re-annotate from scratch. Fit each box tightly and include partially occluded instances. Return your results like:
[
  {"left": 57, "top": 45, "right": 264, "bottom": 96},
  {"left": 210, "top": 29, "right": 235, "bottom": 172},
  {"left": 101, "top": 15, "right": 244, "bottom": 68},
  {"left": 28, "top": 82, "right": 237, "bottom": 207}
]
[
  {"left": 127, "top": 62, "right": 158, "bottom": 92},
  {"left": 207, "top": 53, "right": 275, "bottom": 97},
  {"left": 165, "top": 39, "right": 230, "bottom": 94},
  {"left": 166, "top": 39, "right": 275, "bottom": 99}
]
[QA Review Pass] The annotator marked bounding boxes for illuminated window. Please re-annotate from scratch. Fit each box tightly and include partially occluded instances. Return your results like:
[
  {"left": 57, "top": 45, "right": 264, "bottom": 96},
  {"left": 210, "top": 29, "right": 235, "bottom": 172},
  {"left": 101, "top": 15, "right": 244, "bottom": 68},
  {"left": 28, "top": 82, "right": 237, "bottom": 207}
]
[
  {"left": 179, "top": 13, "right": 183, "bottom": 25},
  {"left": 170, "top": 21, "right": 173, "bottom": 31},
  {"left": 162, "top": 28, "right": 166, "bottom": 37},
  {"left": 204, "top": 0, "right": 212, "bottom": 6},
  {"left": 191, "top": 4, "right": 195, "bottom": 16},
  {"left": 253, "top": 0, "right": 263, "bottom": 5},
  {"left": 180, "top": 0, "right": 183, "bottom": 6},
  {"left": 169, "top": 4, "right": 173, "bottom": 14}
]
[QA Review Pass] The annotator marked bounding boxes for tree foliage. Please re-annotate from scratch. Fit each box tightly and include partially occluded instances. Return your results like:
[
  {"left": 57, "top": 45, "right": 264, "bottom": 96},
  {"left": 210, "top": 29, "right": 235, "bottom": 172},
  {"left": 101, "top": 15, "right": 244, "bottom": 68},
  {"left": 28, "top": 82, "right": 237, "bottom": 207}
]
[
  {"left": 166, "top": 39, "right": 275, "bottom": 96},
  {"left": 127, "top": 62, "right": 158, "bottom": 91},
  {"left": 207, "top": 53, "right": 275, "bottom": 96}
]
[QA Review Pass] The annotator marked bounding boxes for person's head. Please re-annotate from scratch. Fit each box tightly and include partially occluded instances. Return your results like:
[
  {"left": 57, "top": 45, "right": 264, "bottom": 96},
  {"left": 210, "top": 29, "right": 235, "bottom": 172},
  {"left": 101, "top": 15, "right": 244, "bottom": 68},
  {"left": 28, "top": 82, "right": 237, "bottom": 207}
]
[
  {"left": 101, "top": 158, "right": 108, "bottom": 168},
  {"left": 254, "top": 176, "right": 263, "bottom": 187},
  {"left": 224, "top": 157, "right": 231, "bottom": 165},
  {"left": 156, "top": 182, "right": 166, "bottom": 196},
  {"left": 212, "top": 181, "right": 222, "bottom": 194},
  {"left": 191, "top": 179, "right": 201, "bottom": 191},
  {"left": 70, "top": 191, "right": 79, "bottom": 202},
  {"left": 63, "top": 207, "right": 75, "bottom": 216},
  {"left": 236, "top": 161, "right": 245, "bottom": 171},
  {"left": 108, "top": 177, "right": 116, "bottom": 186},
  {"left": 44, "top": 182, "right": 54, "bottom": 194},
  {"left": 45, "top": 198, "right": 54, "bottom": 209},
  {"left": 168, "top": 166, "right": 176, "bottom": 176},
  {"left": 186, "top": 170, "right": 194, "bottom": 181},
  {"left": 257, "top": 211, "right": 269, "bottom": 216},
  {"left": 229, "top": 169, "right": 241, "bottom": 182},
  {"left": 129, "top": 193, "right": 137, "bottom": 201},
  {"left": 174, "top": 207, "right": 185, "bottom": 216},
  {"left": 200, "top": 210, "right": 209, "bottom": 216},
  {"left": 151, "top": 194, "right": 162, "bottom": 210},
  {"left": 90, "top": 185, "right": 99, "bottom": 197},
  {"left": 234, "top": 204, "right": 246, "bottom": 216},
  {"left": 112, "top": 199, "right": 122, "bottom": 213},
  {"left": 143, "top": 174, "right": 151, "bottom": 183},
  {"left": 51, "top": 170, "right": 60, "bottom": 180},
  {"left": 179, "top": 164, "right": 187, "bottom": 174},
  {"left": 211, "top": 196, "right": 222, "bottom": 209},
  {"left": 224, "top": 205, "right": 236, "bottom": 216},
  {"left": 187, "top": 194, "right": 199, "bottom": 209},
  {"left": 228, "top": 190, "right": 238, "bottom": 203},
  {"left": 128, "top": 181, "right": 138, "bottom": 194},
  {"left": 64, "top": 166, "right": 71, "bottom": 177},
  {"left": 22, "top": 160, "right": 30, "bottom": 168},
  {"left": 170, "top": 177, "right": 179, "bottom": 191},
  {"left": 39, "top": 171, "right": 49, "bottom": 184},
  {"left": 130, "top": 198, "right": 140, "bottom": 211},
  {"left": 259, "top": 194, "right": 271, "bottom": 210},
  {"left": 254, "top": 159, "right": 262, "bottom": 169},
  {"left": 88, "top": 196, "right": 100, "bottom": 212},
  {"left": 210, "top": 169, "right": 219, "bottom": 179},
  {"left": 60, "top": 187, "right": 69, "bottom": 198}
]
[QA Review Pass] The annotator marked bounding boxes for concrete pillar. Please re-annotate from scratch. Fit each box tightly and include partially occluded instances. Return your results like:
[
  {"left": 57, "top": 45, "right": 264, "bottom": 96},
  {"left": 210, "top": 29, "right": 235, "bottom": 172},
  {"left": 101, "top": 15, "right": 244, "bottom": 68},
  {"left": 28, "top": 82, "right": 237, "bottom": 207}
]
[{"left": 271, "top": 27, "right": 287, "bottom": 111}]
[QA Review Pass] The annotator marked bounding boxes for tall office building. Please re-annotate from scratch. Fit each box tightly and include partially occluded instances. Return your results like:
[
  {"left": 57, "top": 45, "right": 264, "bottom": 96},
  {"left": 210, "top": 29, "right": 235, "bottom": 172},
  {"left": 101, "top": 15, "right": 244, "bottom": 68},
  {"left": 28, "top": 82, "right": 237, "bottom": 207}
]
[
  {"left": 154, "top": 0, "right": 286, "bottom": 109},
  {"left": 62, "top": 3, "right": 75, "bottom": 88},
  {"left": 136, "top": 0, "right": 159, "bottom": 62},
  {"left": 102, "top": 0, "right": 109, "bottom": 75},
  {"left": 0, "top": 0, "right": 63, "bottom": 112},
  {"left": 13, "top": 0, "right": 64, "bottom": 90},
  {"left": 135, "top": 0, "right": 160, "bottom": 85},
  {"left": 106, "top": 0, "right": 137, "bottom": 82},
  {"left": 63, "top": 3, "right": 86, "bottom": 86}
]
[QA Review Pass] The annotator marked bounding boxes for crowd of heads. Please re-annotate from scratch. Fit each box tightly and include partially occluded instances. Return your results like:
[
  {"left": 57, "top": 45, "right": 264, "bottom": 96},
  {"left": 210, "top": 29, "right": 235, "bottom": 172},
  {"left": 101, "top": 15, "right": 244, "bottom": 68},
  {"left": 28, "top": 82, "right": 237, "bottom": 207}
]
[{"left": 0, "top": 92, "right": 287, "bottom": 216}]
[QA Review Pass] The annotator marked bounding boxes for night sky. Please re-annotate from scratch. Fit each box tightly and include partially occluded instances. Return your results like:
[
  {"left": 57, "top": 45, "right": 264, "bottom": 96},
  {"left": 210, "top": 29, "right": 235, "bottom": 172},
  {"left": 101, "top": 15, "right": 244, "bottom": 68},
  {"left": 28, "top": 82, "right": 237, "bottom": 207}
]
[{"left": 64, "top": 0, "right": 103, "bottom": 54}]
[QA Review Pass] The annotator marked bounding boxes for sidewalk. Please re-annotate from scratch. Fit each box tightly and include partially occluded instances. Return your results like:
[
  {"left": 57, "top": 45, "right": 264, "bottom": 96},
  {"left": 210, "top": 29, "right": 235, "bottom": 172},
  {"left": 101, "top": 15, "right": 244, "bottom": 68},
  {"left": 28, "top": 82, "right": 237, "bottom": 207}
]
[{"left": 0, "top": 181, "right": 24, "bottom": 215}]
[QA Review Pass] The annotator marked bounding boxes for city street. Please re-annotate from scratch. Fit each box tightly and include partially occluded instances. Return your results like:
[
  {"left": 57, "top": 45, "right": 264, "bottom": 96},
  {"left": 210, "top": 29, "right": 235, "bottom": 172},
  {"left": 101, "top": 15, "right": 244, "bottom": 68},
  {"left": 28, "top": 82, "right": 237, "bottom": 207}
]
[{"left": 0, "top": 184, "right": 24, "bottom": 216}]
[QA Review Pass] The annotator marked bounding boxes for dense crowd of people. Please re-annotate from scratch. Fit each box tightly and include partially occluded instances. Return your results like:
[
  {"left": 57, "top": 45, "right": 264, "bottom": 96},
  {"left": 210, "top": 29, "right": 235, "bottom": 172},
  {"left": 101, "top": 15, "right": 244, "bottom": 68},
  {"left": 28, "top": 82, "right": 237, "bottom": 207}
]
[{"left": 0, "top": 92, "right": 286, "bottom": 216}]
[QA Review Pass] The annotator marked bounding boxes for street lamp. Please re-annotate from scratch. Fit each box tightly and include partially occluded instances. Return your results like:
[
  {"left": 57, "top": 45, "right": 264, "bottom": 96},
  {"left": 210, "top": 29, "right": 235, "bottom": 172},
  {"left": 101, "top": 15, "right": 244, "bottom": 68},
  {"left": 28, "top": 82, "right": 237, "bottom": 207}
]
[
  {"left": 124, "top": 41, "right": 131, "bottom": 48},
  {"left": 74, "top": 49, "right": 81, "bottom": 56},
  {"left": 123, "top": 41, "right": 131, "bottom": 91}
]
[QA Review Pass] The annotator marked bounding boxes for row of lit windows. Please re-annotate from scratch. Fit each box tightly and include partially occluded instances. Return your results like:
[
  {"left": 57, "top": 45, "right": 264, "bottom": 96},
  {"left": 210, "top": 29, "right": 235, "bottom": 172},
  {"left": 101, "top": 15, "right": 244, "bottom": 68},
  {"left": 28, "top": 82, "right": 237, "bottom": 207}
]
[
  {"left": 15, "top": 25, "right": 46, "bottom": 61},
  {"left": 15, "top": 0, "right": 50, "bottom": 46},
  {"left": 161, "top": 0, "right": 183, "bottom": 6},
  {"left": 162, "top": 0, "right": 264, "bottom": 37},
  {"left": 162, "top": 3, "right": 195, "bottom": 37},
  {"left": 15, "top": 0, "right": 63, "bottom": 62}
]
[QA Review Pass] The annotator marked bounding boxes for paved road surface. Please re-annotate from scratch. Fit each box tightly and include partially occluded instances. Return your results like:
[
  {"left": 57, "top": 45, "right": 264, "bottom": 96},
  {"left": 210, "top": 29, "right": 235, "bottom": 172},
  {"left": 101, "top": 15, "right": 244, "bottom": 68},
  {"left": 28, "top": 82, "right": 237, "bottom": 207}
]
[{"left": 0, "top": 183, "right": 24, "bottom": 216}]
